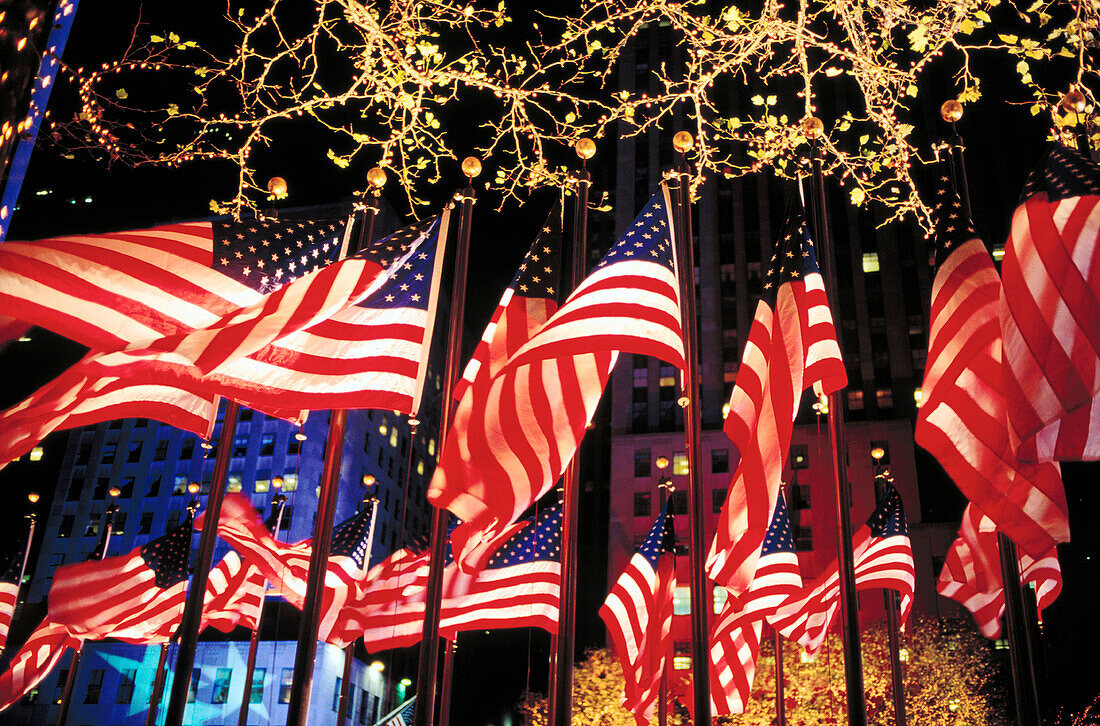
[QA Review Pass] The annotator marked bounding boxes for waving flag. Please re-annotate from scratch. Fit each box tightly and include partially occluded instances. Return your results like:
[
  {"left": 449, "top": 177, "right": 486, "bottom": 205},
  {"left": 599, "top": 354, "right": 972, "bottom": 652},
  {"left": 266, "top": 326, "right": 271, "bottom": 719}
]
[
  {"left": 600, "top": 502, "right": 676, "bottom": 726},
  {"left": 937, "top": 504, "right": 1062, "bottom": 638},
  {"left": 348, "top": 546, "right": 433, "bottom": 653},
  {"left": 431, "top": 190, "right": 685, "bottom": 568},
  {"left": 0, "top": 530, "right": 31, "bottom": 653},
  {"left": 48, "top": 514, "right": 193, "bottom": 644},
  {"left": 707, "top": 205, "right": 846, "bottom": 595},
  {"left": 201, "top": 549, "right": 266, "bottom": 634},
  {"left": 917, "top": 171, "right": 1068, "bottom": 558},
  {"left": 771, "top": 485, "right": 914, "bottom": 653},
  {"left": 377, "top": 696, "right": 417, "bottom": 726},
  {"left": 0, "top": 618, "right": 81, "bottom": 711},
  {"left": 1001, "top": 144, "right": 1100, "bottom": 462}
]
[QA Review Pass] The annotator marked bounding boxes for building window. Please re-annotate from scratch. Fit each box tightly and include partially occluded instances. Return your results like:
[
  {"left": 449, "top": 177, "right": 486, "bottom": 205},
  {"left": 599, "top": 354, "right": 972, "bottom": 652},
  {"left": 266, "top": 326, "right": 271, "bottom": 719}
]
[
  {"left": 669, "top": 490, "right": 687, "bottom": 515},
  {"left": 359, "top": 688, "right": 369, "bottom": 724},
  {"left": 279, "top": 668, "right": 294, "bottom": 703},
  {"left": 113, "top": 513, "right": 127, "bottom": 535},
  {"left": 282, "top": 473, "right": 298, "bottom": 492},
  {"left": 83, "top": 515, "right": 100, "bottom": 537},
  {"left": 66, "top": 478, "right": 83, "bottom": 502},
  {"left": 92, "top": 478, "right": 110, "bottom": 500},
  {"left": 146, "top": 476, "right": 161, "bottom": 497},
  {"left": 713, "top": 586, "right": 729, "bottom": 614},
  {"left": 876, "top": 388, "right": 894, "bottom": 409},
  {"left": 848, "top": 390, "right": 864, "bottom": 410},
  {"left": 173, "top": 476, "right": 188, "bottom": 496},
  {"left": 333, "top": 678, "right": 342, "bottom": 711},
  {"left": 54, "top": 669, "right": 68, "bottom": 704},
  {"left": 346, "top": 686, "right": 356, "bottom": 718},
  {"left": 250, "top": 667, "right": 266, "bottom": 703},
  {"left": 101, "top": 442, "right": 116, "bottom": 464},
  {"left": 861, "top": 252, "right": 880, "bottom": 273},
  {"left": 116, "top": 669, "right": 136, "bottom": 704},
  {"left": 794, "top": 524, "right": 813, "bottom": 551},
  {"left": 58, "top": 515, "right": 74, "bottom": 538},
  {"left": 673, "top": 586, "right": 690, "bottom": 615},
  {"left": 633, "top": 491, "right": 652, "bottom": 517},
  {"left": 671, "top": 452, "right": 688, "bottom": 476},
  {"left": 790, "top": 444, "right": 809, "bottom": 470},
  {"left": 673, "top": 642, "right": 692, "bottom": 670},
  {"left": 180, "top": 439, "right": 195, "bottom": 460},
  {"left": 212, "top": 668, "right": 232, "bottom": 704},
  {"left": 153, "top": 440, "right": 168, "bottom": 461},
  {"left": 790, "top": 484, "right": 811, "bottom": 510},
  {"left": 227, "top": 474, "right": 243, "bottom": 493},
  {"left": 711, "top": 449, "right": 729, "bottom": 474},
  {"left": 288, "top": 437, "right": 302, "bottom": 456},
  {"left": 260, "top": 433, "right": 276, "bottom": 456},
  {"left": 167, "top": 510, "right": 181, "bottom": 532},
  {"left": 712, "top": 489, "right": 725, "bottom": 514},
  {"left": 84, "top": 669, "right": 104, "bottom": 704},
  {"left": 633, "top": 449, "right": 651, "bottom": 478},
  {"left": 126, "top": 441, "right": 142, "bottom": 463},
  {"left": 233, "top": 436, "right": 248, "bottom": 458},
  {"left": 279, "top": 506, "right": 293, "bottom": 532},
  {"left": 138, "top": 512, "right": 154, "bottom": 535},
  {"left": 187, "top": 668, "right": 200, "bottom": 703},
  {"left": 119, "top": 477, "right": 135, "bottom": 498}
]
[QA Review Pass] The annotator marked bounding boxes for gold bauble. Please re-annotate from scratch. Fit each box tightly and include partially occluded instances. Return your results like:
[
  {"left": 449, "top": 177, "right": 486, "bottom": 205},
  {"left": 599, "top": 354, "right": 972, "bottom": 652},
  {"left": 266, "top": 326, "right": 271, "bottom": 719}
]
[
  {"left": 801, "top": 116, "right": 825, "bottom": 139},
  {"left": 461, "top": 156, "right": 482, "bottom": 179},
  {"left": 940, "top": 100, "right": 964, "bottom": 123},
  {"left": 366, "top": 167, "right": 387, "bottom": 189},
  {"left": 266, "top": 176, "right": 288, "bottom": 198},
  {"left": 575, "top": 137, "right": 596, "bottom": 160},
  {"left": 27, "top": 492, "right": 39, "bottom": 503},
  {"left": 1062, "top": 87, "right": 1087, "bottom": 113},
  {"left": 672, "top": 130, "right": 694, "bottom": 153}
]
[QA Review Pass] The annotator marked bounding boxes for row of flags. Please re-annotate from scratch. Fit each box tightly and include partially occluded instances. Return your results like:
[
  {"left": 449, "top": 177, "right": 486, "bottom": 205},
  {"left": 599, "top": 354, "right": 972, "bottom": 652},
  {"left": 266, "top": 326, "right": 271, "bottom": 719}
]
[{"left": 0, "top": 139, "right": 1094, "bottom": 720}]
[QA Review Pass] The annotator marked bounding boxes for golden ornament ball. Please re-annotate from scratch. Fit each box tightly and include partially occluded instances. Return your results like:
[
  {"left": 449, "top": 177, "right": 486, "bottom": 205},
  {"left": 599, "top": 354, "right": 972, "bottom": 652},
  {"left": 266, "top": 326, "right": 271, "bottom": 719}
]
[
  {"left": 27, "top": 492, "right": 39, "bottom": 503},
  {"left": 672, "top": 130, "right": 694, "bottom": 153},
  {"left": 266, "top": 176, "right": 288, "bottom": 198},
  {"left": 366, "top": 167, "right": 387, "bottom": 189},
  {"left": 1062, "top": 88, "right": 1087, "bottom": 113},
  {"left": 461, "top": 156, "right": 482, "bottom": 179},
  {"left": 801, "top": 116, "right": 825, "bottom": 139},
  {"left": 575, "top": 137, "right": 596, "bottom": 160},
  {"left": 940, "top": 100, "right": 964, "bottom": 123}
]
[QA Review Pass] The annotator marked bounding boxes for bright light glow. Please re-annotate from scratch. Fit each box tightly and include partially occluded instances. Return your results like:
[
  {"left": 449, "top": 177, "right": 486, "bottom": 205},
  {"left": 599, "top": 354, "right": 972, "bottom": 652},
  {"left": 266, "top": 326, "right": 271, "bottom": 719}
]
[
  {"left": 914, "top": 387, "right": 924, "bottom": 407},
  {"left": 400, "top": 678, "right": 412, "bottom": 686},
  {"left": 992, "top": 246, "right": 1005, "bottom": 261},
  {"left": 370, "top": 661, "right": 385, "bottom": 672},
  {"left": 29, "top": 446, "right": 43, "bottom": 461}
]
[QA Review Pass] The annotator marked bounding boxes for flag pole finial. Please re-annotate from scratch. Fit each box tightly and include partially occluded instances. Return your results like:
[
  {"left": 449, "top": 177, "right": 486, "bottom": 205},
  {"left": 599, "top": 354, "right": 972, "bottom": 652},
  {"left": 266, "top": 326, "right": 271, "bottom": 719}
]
[
  {"left": 367, "top": 166, "right": 387, "bottom": 190},
  {"left": 801, "top": 116, "right": 824, "bottom": 139},
  {"left": 461, "top": 156, "right": 482, "bottom": 181},
  {"left": 940, "top": 100, "right": 964, "bottom": 123},
  {"left": 672, "top": 130, "right": 694, "bottom": 153},
  {"left": 575, "top": 137, "right": 596, "bottom": 162},
  {"left": 266, "top": 176, "right": 288, "bottom": 199}
]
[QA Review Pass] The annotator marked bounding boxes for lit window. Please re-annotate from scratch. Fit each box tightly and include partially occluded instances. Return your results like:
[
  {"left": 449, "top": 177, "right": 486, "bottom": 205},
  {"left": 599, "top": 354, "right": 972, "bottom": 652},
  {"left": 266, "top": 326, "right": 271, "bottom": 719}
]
[
  {"left": 673, "top": 586, "right": 691, "bottom": 615},
  {"left": 847, "top": 390, "right": 864, "bottom": 410},
  {"left": 416, "top": 460, "right": 425, "bottom": 475},
  {"left": 29, "top": 446, "right": 43, "bottom": 462},
  {"left": 634, "top": 491, "right": 652, "bottom": 517},
  {"left": 673, "top": 643, "right": 691, "bottom": 670},
  {"left": 790, "top": 444, "right": 809, "bottom": 469},
  {"left": 212, "top": 668, "right": 232, "bottom": 704},
  {"left": 428, "top": 439, "right": 436, "bottom": 456},
  {"left": 227, "top": 475, "right": 243, "bottom": 493},
  {"left": 279, "top": 668, "right": 294, "bottom": 703},
  {"left": 914, "top": 388, "right": 924, "bottom": 407},
  {"left": 254, "top": 479, "right": 270, "bottom": 493},
  {"left": 672, "top": 452, "right": 688, "bottom": 476},
  {"left": 282, "top": 473, "right": 298, "bottom": 492},
  {"left": 876, "top": 388, "right": 894, "bottom": 408},
  {"left": 389, "top": 428, "right": 399, "bottom": 448},
  {"left": 861, "top": 252, "right": 880, "bottom": 273},
  {"left": 713, "top": 586, "right": 728, "bottom": 614},
  {"left": 251, "top": 668, "right": 266, "bottom": 703},
  {"left": 992, "top": 246, "right": 1005, "bottom": 261}
]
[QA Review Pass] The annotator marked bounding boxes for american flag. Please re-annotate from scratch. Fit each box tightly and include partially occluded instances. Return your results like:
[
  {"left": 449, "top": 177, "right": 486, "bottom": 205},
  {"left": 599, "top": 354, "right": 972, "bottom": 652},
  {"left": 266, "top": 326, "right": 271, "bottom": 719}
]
[
  {"left": 936, "top": 504, "right": 1062, "bottom": 639},
  {"left": 210, "top": 494, "right": 377, "bottom": 647},
  {"left": 0, "top": 216, "right": 447, "bottom": 471},
  {"left": 1001, "top": 144, "right": 1100, "bottom": 463},
  {"left": 0, "top": 529, "right": 30, "bottom": 653},
  {"left": 706, "top": 206, "right": 846, "bottom": 596},
  {"left": 771, "top": 485, "right": 914, "bottom": 653},
  {"left": 0, "top": 617, "right": 81, "bottom": 711},
  {"left": 347, "top": 546, "right": 433, "bottom": 653},
  {"left": 47, "top": 512, "right": 194, "bottom": 644},
  {"left": 201, "top": 549, "right": 266, "bottom": 634},
  {"left": 431, "top": 189, "right": 685, "bottom": 569},
  {"left": 915, "top": 173, "right": 1069, "bottom": 558},
  {"left": 600, "top": 501, "right": 676, "bottom": 726},
  {"left": 378, "top": 696, "right": 417, "bottom": 726}
]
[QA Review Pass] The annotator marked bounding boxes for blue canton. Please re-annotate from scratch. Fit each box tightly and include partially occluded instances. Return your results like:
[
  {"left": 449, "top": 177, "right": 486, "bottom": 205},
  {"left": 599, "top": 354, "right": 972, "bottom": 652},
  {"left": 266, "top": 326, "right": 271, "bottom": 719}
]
[
  {"left": 485, "top": 504, "right": 563, "bottom": 569},
  {"left": 762, "top": 206, "right": 822, "bottom": 306},
  {"left": 865, "top": 485, "right": 908, "bottom": 539},
  {"left": 637, "top": 499, "right": 678, "bottom": 568},
  {"left": 761, "top": 493, "right": 797, "bottom": 555},
  {"left": 214, "top": 218, "right": 348, "bottom": 293},
  {"left": 331, "top": 504, "right": 376, "bottom": 569},
  {"left": 511, "top": 204, "right": 562, "bottom": 302},
  {"left": 595, "top": 191, "right": 675, "bottom": 274},
  {"left": 1022, "top": 143, "right": 1100, "bottom": 203},
  {"left": 357, "top": 217, "right": 440, "bottom": 312},
  {"left": 140, "top": 514, "right": 195, "bottom": 589},
  {"left": 931, "top": 170, "right": 980, "bottom": 269}
]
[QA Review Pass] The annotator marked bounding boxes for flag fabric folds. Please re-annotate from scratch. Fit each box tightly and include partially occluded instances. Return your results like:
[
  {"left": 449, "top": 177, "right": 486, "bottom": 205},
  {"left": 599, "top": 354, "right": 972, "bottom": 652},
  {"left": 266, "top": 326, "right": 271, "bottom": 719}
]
[
  {"left": 376, "top": 696, "right": 417, "bottom": 726},
  {"left": 431, "top": 190, "right": 685, "bottom": 569},
  {"left": 201, "top": 550, "right": 266, "bottom": 634},
  {"left": 706, "top": 205, "right": 847, "bottom": 596},
  {"left": 771, "top": 485, "right": 914, "bottom": 653},
  {"left": 915, "top": 173, "right": 1068, "bottom": 557},
  {"left": 0, "top": 531, "right": 30, "bottom": 653},
  {"left": 936, "top": 504, "right": 1062, "bottom": 639},
  {"left": 47, "top": 515, "right": 193, "bottom": 644},
  {"left": 0, "top": 618, "right": 81, "bottom": 711},
  {"left": 1001, "top": 144, "right": 1100, "bottom": 462},
  {"left": 600, "top": 501, "right": 677, "bottom": 726}
]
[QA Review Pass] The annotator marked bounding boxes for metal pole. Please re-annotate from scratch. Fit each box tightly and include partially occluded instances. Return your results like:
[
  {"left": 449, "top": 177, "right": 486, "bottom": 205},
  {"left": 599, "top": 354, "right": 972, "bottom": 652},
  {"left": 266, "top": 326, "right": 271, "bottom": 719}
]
[
  {"left": 165, "top": 400, "right": 241, "bottom": 726},
  {"left": 548, "top": 161, "right": 591, "bottom": 726},
  {"left": 809, "top": 140, "right": 867, "bottom": 726},
  {"left": 998, "top": 533, "right": 1042, "bottom": 726},
  {"left": 657, "top": 465, "right": 671, "bottom": 726},
  {"left": 237, "top": 495, "right": 288, "bottom": 726},
  {"left": 413, "top": 171, "right": 476, "bottom": 726},
  {"left": 668, "top": 136, "right": 711, "bottom": 725},
  {"left": 946, "top": 126, "right": 974, "bottom": 224},
  {"left": 439, "top": 638, "right": 456, "bottom": 726},
  {"left": 286, "top": 408, "right": 348, "bottom": 726},
  {"left": 873, "top": 473, "right": 906, "bottom": 726},
  {"left": 774, "top": 627, "right": 786, "bottom": 726},
  {"left": 144, "top": 643, "right": 171, "bottom": 726},
  {"left": 336, "top": 646, "right": 355, "bottom": 726}
]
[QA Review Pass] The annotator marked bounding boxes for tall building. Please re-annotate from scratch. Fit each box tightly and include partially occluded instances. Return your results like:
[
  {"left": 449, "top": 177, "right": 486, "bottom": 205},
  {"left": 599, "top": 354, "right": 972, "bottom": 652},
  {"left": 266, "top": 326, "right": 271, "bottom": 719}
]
[{"left": 601, "top": 26, "right": 962, "bottom": 684}]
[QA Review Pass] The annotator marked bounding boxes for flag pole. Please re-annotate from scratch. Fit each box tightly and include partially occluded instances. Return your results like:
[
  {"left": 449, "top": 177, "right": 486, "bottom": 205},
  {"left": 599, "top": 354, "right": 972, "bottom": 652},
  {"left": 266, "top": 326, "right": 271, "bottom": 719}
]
[
  {"left": 439, "top": 638, "right": 456, "bottom": 726},
  {"left": 144, "top": 642, "right": 171, "bottom": 726},
  {"left": 337, "top": 495, "right": 379, "bottom": 726},
  {"left": 548, "top": 138, "right": 594, "bottom": 726},
  {"left": 938, "top": 104, "right": 1041, "bottom": 726},
  {"left": 666, "top": 130, "right": 711, "bottom": 725},
  {"left": 163, "top": 399, "right": 241, "bottom": 726},
  {"left": 774, "top": 627, "right": 786, "bottom": 726},
  {"left": 57, "top": 493, "right": 120, "bottom": 726},
  {"left": 805, "top": 123, "right": 867, "bottom": 726},
  {"left": 412, "top": 156, "right": 479, "bottom": 726},
  {"left": 871, "top": 455, "right": 906, "bottom": 726},
  {"left": 237, "top": 494, "right": 288, "bottom": 726},
  {"left": 285, "top": 167, "right": 387, "bottom": 726},
  {"left": 657, "top": 460, "right": 672, "bottom": 726},
  {"left": 5, "top": 508, "right": 37, "bottom": 654}
]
